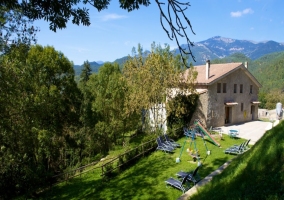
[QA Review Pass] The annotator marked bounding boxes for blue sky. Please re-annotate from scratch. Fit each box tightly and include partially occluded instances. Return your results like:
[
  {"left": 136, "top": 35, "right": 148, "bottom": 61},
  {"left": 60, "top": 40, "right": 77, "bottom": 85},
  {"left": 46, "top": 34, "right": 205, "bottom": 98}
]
[{"left": 34, "top": 0, "right": 284, "bottom": 65}]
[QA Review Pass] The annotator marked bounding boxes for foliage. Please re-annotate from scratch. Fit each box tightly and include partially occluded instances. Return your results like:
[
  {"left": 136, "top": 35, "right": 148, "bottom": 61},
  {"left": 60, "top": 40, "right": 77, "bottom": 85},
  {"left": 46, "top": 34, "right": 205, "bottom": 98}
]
[
  {"left": 1, "top": 0, "right": 150, "bottom": 32},
  {"left": 79, "top": 61, "right": 95, "bottom": 128},
  {"left": 166, "top": 93, "right": 199, "bottom": 133},
  {"left": 250, "top": 51, "right": 284, "bottom": 109},
  {"left": 211, "top": 52, "right": 251, "bottom": 64},
  {"left": 0, "top": 7, "right": 39, "bottom": 54},
  {"left": 260, "top": 90, "right": 284, "bottom": 110},
  {"left": 2, "top": 0, "right": 196, "bottom": 62},
  {"left": 39, "top": 133, "right": 242, "bottom": 199},
  {"left": 88, "top": 63, "right": 139, "bottom": 153},
  {"left": 123, "top": 43, "right": 196, "bottom": 133},
  {"left": 79, "top": 61, "right": 92, "bottom": 84},
  {"left": 0, "top": 45, "right": 81, "bottom": 199}
]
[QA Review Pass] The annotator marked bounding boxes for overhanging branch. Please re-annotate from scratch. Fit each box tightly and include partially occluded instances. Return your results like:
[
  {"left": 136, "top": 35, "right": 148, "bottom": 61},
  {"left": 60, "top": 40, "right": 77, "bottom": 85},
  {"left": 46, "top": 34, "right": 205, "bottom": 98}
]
[{"left": 155, "top": 0, "right": 196, "bottom": 68}]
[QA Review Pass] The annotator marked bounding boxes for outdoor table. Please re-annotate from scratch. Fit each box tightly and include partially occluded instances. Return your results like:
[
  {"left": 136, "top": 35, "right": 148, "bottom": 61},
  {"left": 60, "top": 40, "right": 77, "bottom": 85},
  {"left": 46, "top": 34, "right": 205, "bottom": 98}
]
[{"left": 229, "top": 129, "right": 239, "bottom": 138}]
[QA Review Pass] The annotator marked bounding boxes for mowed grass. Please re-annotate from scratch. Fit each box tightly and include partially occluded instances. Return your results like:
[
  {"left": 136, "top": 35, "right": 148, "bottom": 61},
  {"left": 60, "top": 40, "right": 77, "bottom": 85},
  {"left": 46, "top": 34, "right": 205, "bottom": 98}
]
[
  {"left": 189, "top": 121, "right": 284, "bottom": 200},
  {"left": 39, "top": 133, "right": 246, "bottom": 200}
]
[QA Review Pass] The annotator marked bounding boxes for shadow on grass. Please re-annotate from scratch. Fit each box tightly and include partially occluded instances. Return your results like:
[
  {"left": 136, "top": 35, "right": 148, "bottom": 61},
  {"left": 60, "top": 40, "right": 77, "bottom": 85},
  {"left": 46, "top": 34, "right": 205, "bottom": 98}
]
[
  {"left": 39, "top": 134, "right": 245, "bottom": 200},
  {"left": 86, "top": 153, "right": 176, "bottom": 200},
  {"left": 41, "top": 152, "right": 178, "bottom": 200},
  {"left": 190, "top": 121, "right": 284, "bottom": 200}
]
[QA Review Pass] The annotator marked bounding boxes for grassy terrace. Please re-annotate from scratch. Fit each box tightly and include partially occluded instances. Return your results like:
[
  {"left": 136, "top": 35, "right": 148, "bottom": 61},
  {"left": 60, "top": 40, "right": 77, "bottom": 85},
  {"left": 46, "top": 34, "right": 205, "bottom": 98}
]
[
  {"left": 38, "top": 132, "right": 247, "bottom": 200},
  {"left": 190, "top": 121, "right": 284, "bottom": 200}
]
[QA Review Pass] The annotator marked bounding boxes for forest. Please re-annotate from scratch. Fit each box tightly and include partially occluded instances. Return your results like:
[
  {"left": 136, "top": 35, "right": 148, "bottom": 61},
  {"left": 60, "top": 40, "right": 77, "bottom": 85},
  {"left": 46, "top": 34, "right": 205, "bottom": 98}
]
[
  {"left": 0, "top": 41, "right": 198, "bottom": 198},
  {"left": 1, "top": 5, "right": 284, "bottom": 199}
]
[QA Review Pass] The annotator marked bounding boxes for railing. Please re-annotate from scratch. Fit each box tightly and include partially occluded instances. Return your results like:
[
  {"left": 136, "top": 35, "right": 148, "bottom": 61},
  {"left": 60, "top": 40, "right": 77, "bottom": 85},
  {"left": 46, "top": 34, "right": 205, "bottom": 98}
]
[
  {"left": 51, "top": 139, "right": 156, "bottom": 185},
  {"left": 51, "top": 160, "right": 101, "bottom": 186},
  {"left": 101, "top": 139, "right": 156, "bottom": 178}
]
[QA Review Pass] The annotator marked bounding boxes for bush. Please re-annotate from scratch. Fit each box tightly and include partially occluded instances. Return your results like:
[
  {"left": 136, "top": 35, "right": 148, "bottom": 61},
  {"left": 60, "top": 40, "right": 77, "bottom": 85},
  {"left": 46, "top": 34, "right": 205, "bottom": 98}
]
[{"left": 167, "top": 93, "right": 198, "bottom": 135}]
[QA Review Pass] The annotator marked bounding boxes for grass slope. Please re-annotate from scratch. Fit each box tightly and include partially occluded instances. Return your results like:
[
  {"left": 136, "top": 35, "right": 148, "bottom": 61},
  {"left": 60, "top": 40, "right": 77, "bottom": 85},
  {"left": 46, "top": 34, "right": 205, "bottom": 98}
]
[
  {"left": 38, "top": 134, "right": 245, "bottom": 200},
  {"left": 190, "top": 121, "right": 284, "bottom": 200}
]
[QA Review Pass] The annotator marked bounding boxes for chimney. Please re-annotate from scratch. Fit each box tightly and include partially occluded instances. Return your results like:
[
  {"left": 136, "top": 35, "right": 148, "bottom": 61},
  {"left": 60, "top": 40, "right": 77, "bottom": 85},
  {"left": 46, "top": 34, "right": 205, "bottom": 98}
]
[
  {"left": 206, "top": 60, "right": 210, "bottom": 80},
  {"left": 244, "top": 61, "right": 248, "bottom": 69}
]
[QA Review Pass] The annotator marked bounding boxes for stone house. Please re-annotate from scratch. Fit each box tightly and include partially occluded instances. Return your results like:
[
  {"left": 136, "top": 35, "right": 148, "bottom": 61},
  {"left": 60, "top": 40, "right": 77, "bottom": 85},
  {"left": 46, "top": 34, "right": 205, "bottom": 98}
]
[{"left": 185, "top": 60, "right": 261, "bottom": 128}]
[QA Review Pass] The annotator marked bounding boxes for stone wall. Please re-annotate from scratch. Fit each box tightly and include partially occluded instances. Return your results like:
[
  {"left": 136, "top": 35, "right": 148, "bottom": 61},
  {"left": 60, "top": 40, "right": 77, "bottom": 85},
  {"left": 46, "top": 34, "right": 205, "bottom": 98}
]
[
  {"left": 196, "top": 68, "right": 260, "bottom": 127},
  {"left": 189, "top": 92, "right": 208, "bottom": 127}
]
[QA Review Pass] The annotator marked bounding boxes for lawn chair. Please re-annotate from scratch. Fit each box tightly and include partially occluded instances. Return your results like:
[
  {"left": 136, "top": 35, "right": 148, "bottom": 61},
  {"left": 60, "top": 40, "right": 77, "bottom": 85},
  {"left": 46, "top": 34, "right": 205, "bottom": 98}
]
[
  {"left": 176, "top": 166, "right": 201, "bottom": 185},
  {"left": 156, "top": 138, "right": 174, "bottom": 153},
  {"left": 158, "top": 136, "right": 176, "bottom": 149},
  {"left": 242, "top": 139, "right": 251, "bottom": 151},
  {"left": 164, "top": 134, "right": 181, "bottom": 148},
  {"left": 165, "top": 174, "right": 191, "bottom": 193},
  {"left": 224, "top": 143, "right": 244, "bottom": 154},
  {"left": 230, "top": 139, "right": 250, "bottom": 153}
]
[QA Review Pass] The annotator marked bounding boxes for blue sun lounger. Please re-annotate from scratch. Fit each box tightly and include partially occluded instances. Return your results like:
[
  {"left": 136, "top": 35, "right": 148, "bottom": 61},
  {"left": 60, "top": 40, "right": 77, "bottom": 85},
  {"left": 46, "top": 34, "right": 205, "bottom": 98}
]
[
  {"left": 156, "top": 138, "right": 174, "bottom": 153},
  {"left": 164, "top": 134, "right": 181, "bottom": 148},
  {"left": 176, "top": 166, "right": 201, "bottom": 185},
  {"left": 165, "top": 174, "right": 191, "bottom": 193}
]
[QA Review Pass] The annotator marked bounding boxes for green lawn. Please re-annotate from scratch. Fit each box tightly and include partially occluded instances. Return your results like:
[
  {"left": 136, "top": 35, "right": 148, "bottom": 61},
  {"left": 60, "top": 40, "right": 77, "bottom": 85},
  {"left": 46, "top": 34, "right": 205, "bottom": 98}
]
[
  {"left": 189, "top": 121, "right": 284, "bottom": 200},
  {"left": 38, "top": 134, "right": 246, "bottom": 200}
]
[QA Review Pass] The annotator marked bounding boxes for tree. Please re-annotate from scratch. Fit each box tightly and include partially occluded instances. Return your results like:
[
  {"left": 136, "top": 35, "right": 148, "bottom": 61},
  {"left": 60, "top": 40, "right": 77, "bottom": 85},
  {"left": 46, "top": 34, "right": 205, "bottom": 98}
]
[
  {"left": 262, "top": 89, "right": 284, "bottom": 110},
  {"left": 79, "top": 60, "right": 94, "bottom": 128},
  {"left": 123, "top": 43, "right": 196, "bottom": 134},
  {"left": 2, "top": 0, "right": 195, "bottom": 63},
  {"left": 0, "top": 7, "right": 39, "bottom": 54},
  {"left": 80, "top": 60, "right": 92, "bottom": 85},
  {"left": 0, "top": 45, "right": 81, "bottom": 198},
  {"left": 77, "top": 61, "right": 96, "bottom": 162},
  {"left": 87, "top": 62, "right": 138, "bottom": 153}
]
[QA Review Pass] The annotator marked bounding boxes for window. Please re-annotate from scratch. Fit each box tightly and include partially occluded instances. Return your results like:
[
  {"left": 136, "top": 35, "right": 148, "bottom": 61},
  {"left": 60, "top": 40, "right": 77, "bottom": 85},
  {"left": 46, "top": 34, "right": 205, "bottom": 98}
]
[
  {"left": 223, "top": 83, "right": 227, "bottom": 93},
  {"left": 217, "top": 83, "right": 221, "bottom": 93},
  {"left": 241, "top": 103, "right": 243, "bottom": 111},
  {"left": 250, "top": 85, "right": 253, "bottom": 94},
  {"left": 234, "top": 84, "right": 237, "bottom": 93},
  {"left": 240, "top": 84, "right": 243, "bottom": 93}
]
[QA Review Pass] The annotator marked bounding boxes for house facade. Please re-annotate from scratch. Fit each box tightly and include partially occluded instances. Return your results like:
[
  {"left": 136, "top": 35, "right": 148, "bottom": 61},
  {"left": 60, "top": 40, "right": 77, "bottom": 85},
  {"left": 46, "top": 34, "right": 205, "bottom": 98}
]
[{"left": 187, "top": 61, "right": 261, "bottom": 128}]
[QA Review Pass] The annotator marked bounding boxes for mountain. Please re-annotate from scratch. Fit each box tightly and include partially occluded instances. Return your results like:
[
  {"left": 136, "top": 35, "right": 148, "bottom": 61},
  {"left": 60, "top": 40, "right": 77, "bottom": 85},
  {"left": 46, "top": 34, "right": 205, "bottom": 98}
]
[
  {"left": 185, "top": 36, "right": 284, "bottom": 65},
  {"left": 96, "top": 61, "right": 104, "bottom": 65},
  {"left": 250, "top": 51, "right": 284, "bottom": 92},
  {"left": 73, "top": 61, "right": 103, "bottom": 76},
  {"left": 112, "top": 56, "right": 129, "bottom": 66},
  {"left": 74, "top": 36, "right": 284, "bottom": 73}
]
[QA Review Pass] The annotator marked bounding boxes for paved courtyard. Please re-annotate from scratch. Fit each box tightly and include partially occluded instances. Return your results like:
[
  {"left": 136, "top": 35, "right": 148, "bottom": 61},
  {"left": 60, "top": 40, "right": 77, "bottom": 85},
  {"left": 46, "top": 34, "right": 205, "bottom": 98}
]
[{"left": 216, "top": 120, "right": 274, "bottom": 145}]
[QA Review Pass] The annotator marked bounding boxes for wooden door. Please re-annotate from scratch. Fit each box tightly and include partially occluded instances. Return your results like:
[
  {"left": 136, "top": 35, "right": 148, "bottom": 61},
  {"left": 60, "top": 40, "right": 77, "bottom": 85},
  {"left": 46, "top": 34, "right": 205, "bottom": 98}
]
[{"left": 225, "top": 107, "right": 230, "bottom": 124}]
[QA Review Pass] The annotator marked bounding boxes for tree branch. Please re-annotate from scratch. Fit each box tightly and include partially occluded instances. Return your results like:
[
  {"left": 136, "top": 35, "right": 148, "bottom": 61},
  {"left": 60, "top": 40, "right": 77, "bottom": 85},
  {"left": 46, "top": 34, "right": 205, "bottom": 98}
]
[{"left": 155, "top": 0, "right": 196, "bottom": 67}]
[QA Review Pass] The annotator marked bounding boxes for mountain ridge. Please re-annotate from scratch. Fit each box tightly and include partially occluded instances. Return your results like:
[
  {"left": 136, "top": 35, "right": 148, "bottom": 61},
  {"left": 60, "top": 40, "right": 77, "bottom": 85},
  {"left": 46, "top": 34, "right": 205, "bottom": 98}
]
[{"left": 74, "top": 36, "right": 284, "bottom": 74}]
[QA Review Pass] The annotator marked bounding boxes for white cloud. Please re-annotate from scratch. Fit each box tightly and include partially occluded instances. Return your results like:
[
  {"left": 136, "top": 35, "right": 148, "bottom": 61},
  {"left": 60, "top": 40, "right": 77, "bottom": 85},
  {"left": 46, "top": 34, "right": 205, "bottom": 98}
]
[
  {"left": 243, "top": 8, "right": 254, "bottom": 14},
  {"left": 231, "top": 11, "right": 242, "bottom": 17},
  {"left": 101, "top": 14, "right": 127, "bottom": 21},
  {"left": 231, "top": 8, "right": 254, "bottom": 17}
]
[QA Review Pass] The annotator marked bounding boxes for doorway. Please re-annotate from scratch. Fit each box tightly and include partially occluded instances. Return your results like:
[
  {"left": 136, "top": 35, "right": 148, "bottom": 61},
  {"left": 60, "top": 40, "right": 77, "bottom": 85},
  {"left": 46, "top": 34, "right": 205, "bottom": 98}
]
[
  {"left": 251, "top": 105, "right": 255, "bottom": 120},
  {"left": 225, "top": 107, "right": 231, "bottom": 124}
]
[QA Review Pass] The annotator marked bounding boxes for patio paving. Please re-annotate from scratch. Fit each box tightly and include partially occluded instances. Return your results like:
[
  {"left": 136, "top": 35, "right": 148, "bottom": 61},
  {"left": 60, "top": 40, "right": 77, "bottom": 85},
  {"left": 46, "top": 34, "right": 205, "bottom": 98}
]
[{"left": 216, "top": 120, "right": 273, "bottom": 145}]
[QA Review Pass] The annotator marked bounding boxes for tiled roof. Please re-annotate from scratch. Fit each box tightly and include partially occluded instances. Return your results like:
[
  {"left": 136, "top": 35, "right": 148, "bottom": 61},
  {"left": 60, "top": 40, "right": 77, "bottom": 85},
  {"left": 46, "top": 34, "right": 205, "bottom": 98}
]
[{"left": 184, "top": 62, "right": 243, "bottom": 85}]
